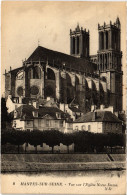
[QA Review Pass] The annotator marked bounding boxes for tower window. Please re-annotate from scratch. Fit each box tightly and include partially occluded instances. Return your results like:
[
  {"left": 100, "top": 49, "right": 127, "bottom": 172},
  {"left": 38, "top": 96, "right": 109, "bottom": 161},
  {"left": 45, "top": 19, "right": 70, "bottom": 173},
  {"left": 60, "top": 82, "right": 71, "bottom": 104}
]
[
  {"left": 73, "top": 37, "right": 75, "bottom": 54},
  {"left": 114, "top": 32, "right": 117, "bottom": 50},
  {"left": 106, "top": 31, "right": 108, "bottom": 49},
  {"left": 86, "top": 48, "right": 87, "bottom": 57},
  {"left": 77, "top": 36, "right": 79, "bottom": 54},
  {"left": 101, "top": 32, "right": 104, "bottom": 50}
]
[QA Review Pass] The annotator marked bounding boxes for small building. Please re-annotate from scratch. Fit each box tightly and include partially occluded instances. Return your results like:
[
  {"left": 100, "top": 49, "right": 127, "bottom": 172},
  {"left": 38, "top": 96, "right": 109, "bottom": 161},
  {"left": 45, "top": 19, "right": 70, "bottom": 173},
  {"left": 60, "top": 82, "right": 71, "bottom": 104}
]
[
  {"left": 12, "top": 104, "right": 73, "bottom": 132},
  {"left": 12, "top": 105, "right": 36, "bottom": 130},
  {"left": 73, "top": 111, "right": 122, "bottom": 134},
  {"left": 6, "top": 95, "right": 24, "bottom": 113},
  {"left": 60, "top": 103, "right": 83, "bottom": 121}
]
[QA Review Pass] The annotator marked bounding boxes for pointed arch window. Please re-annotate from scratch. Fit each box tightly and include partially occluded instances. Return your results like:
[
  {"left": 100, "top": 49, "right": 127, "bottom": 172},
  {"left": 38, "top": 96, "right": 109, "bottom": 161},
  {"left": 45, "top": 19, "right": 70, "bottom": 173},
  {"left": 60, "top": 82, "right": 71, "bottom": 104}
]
[
  {"left": 33, "top": 66, "right": 41, "bottom": 79},
  {"left": 28, "top": 66, "right": 41, "bottom": 79},
  {"left": 47, "top": 68, "right": 55, "bottom": 80}
]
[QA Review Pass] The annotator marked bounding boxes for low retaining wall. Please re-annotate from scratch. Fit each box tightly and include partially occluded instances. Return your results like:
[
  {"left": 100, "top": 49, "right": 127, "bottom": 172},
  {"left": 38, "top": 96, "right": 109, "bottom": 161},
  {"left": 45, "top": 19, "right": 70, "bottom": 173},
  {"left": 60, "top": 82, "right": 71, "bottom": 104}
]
[
  {"left": 1, "top": 154, "right": 126, "bottom": 172},
  {"left": 2, "top": 161, "right": 126, "bottom": 172}
]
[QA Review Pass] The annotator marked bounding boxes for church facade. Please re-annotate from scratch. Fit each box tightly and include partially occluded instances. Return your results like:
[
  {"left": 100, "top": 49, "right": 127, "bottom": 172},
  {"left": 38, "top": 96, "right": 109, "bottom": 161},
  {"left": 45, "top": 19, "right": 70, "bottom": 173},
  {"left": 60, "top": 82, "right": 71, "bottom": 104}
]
[{"left": 5, "top": 17, "right": 123, "bottom": 113}]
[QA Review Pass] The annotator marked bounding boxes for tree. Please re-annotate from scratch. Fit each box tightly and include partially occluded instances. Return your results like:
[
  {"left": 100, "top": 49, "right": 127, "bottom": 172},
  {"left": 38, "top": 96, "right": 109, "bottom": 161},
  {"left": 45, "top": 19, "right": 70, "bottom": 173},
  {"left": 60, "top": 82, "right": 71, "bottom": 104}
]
[
  {"left": 24, "top": 130, "right": 31, "bottom": 153},
  {"left": 83, "top": 132, "right": 93, "bottom": 152},
  {"left": 28, "top": 130, "right": 43, "bottom": 153},
  {"left": 1, "top": 130, "right": 8, "bottom": 145},
  {"left": 89, "top": 132, "right": 96, "bottom": 153},
  {"left": 43, "top": 130, "right": 63, "bottom": 153},
  {"left": 8, "top": 129, "right": 25, "bottom": 153},
  {"left": 112, "top": 133, "right": 126, "bottom": 153},
  {"left": 93, "top": 133, "right": 106, "bottom": 153},
  {"left": 61, "top": 133, "right": 73, "bottom": 153},
  {"left": 121, "top": 133, "right": 126, "bottom": 153},
  {"left": 73, "top": 131, "right": 91, "bottom": 153},
  {"left": 106, "top": 133, "right": 119, "bottom": 153},
  {"left": 1, "top": 97, "right": 11, "bottom": 129}
]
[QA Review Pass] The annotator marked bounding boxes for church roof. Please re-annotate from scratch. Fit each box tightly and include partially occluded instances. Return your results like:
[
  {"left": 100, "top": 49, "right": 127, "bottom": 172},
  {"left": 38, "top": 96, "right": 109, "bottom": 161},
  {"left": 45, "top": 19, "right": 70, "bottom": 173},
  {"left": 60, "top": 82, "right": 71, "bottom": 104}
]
[
  {"left": 74, "top": 111, "right": 122, "bottom": 123},
  {"left": 26, "top": 46, "right": 97, "bottom": 73}
]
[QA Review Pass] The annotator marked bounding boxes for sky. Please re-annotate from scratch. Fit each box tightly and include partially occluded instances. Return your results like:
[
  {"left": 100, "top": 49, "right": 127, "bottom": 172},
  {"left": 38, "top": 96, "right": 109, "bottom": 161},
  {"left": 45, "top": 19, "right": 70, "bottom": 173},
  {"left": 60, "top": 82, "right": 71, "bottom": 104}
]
[{"left": 1, "top": 1, "right": 126, "bottom": 109}]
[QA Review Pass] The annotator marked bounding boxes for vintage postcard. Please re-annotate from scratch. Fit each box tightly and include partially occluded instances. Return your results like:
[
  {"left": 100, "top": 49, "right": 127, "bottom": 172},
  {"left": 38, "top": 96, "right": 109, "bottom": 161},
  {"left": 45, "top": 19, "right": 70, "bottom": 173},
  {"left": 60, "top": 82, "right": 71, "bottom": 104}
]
[{"left": 1, "top": 1, "right": 126, "bottom": 194}]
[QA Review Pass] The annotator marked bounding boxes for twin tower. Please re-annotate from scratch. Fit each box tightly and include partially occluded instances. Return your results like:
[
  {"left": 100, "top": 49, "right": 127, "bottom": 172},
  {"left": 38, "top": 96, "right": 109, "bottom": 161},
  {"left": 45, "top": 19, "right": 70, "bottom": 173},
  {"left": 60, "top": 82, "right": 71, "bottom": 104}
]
[
  {"left": 70, "top": 23, "right": 89, "bottom": 58},
  {"left": 70, "top": 17, "right": 121, "bottom": 72},
  {"left": 70, "top": 17, "right": 122, "bottom": 111}
]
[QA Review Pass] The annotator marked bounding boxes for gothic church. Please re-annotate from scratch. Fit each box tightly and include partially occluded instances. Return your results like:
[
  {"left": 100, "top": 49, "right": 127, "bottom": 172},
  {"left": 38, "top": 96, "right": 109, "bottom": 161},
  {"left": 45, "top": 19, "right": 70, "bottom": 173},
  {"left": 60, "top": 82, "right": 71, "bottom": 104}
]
[{"left": 5, "top": 17, "right": 123, "bottom": 113}]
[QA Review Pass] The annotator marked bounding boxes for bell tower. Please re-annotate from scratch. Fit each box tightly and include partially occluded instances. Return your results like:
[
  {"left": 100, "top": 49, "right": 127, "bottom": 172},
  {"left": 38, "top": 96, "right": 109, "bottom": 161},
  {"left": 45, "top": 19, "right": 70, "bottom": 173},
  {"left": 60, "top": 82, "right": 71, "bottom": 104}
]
[
  {"left": 70, "top": 24, "right": 89, "bottom": 59},
  {"left": 97, "top": 17, "right": 122, "bottom": 111}
]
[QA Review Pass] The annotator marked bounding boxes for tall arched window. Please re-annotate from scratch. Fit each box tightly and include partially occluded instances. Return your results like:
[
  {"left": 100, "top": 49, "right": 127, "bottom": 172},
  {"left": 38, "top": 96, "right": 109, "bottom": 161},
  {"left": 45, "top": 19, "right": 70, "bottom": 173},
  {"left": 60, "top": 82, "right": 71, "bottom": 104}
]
[
  {"left": 100, "top": 55, "right": 102, "bottom": 71},
  {"left": 45, "top": 86, "right": 54, "bottom": 97},
  {"left": 114, "top": 32, "right": 116, "bottom": 50},
  {"left": 92, "top": 81, "right": 97, "bottom": 91},
  {"left": 77, "top": 36, "right": 79, "bottom": 54},
  {"left": 73, "top": 37, "right": 75, "bottom": 54},
  {"left": 33, "top": 66, "right": 41, "bottom": 79},
  {"left": 105, "top": 54, "right": 107, "bottom": 69},
  {"left": 106, "top": 31, "right": 108, "bottom": 49},
  {"left": 75, "top": 76, "right": 79, "bottom": 86},
  {"left": 101, "top": 32, "right": 104, "bottom": 50},
  {"left": 100, "top": 83, "right": 105, "bottom": 104},
  {"left": 47, "top": 68, "right": 55, "bottom": 80},
  {"left": 28, "top": 66, "right": 41, "bottom": 79},
  {"left": 66, "top": 73, "right": 72, "bottom": 86},
  {"left": 28, "top": 68, "right": 33, "bottom": 79},
  {"left": 16, "top": 71, "right": 24, "bottom": 80}
]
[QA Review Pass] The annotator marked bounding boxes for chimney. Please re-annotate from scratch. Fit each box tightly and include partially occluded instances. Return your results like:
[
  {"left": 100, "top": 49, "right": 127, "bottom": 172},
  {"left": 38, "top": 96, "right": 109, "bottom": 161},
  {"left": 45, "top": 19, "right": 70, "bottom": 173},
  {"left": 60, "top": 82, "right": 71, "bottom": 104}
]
[
  {"left": 91, "top": 105, "right": 96, "bottom": 112},
  {"left": 33, "top": 101, "right": 39, "bottom": 109},
  {"left": 8, "top": 94, "right": 12, "bottom": 99},
  {"left": 47, "top": 97, "right": 51, "bottom": 101},
  {"left": 114, "top": 112, "right": 118, "bottom": 117},
  {"left": 92, "top": 111, "right": 97, "bottom": 121},
  {"left": 29, "top": 101, "right": 32, "bottom": 105},
  {"left": 32, "top": 111, "right": 38, "bottom": 118},
  {"left": 19, "top": 96, "right": 23, "bottom": 104},
  {"left": 14, "top": 110, "right": 17, "bottom": 118},
  {"left": 100, "top": 104, "right": 105, "bottom": 110}
]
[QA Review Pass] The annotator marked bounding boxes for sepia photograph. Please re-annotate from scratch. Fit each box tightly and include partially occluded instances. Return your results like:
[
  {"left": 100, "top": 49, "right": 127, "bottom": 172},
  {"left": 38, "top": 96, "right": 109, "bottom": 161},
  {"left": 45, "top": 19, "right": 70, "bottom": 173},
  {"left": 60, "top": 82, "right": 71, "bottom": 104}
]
[{"left": 1, "top": 1, "right": 126, "bottom": 194}]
